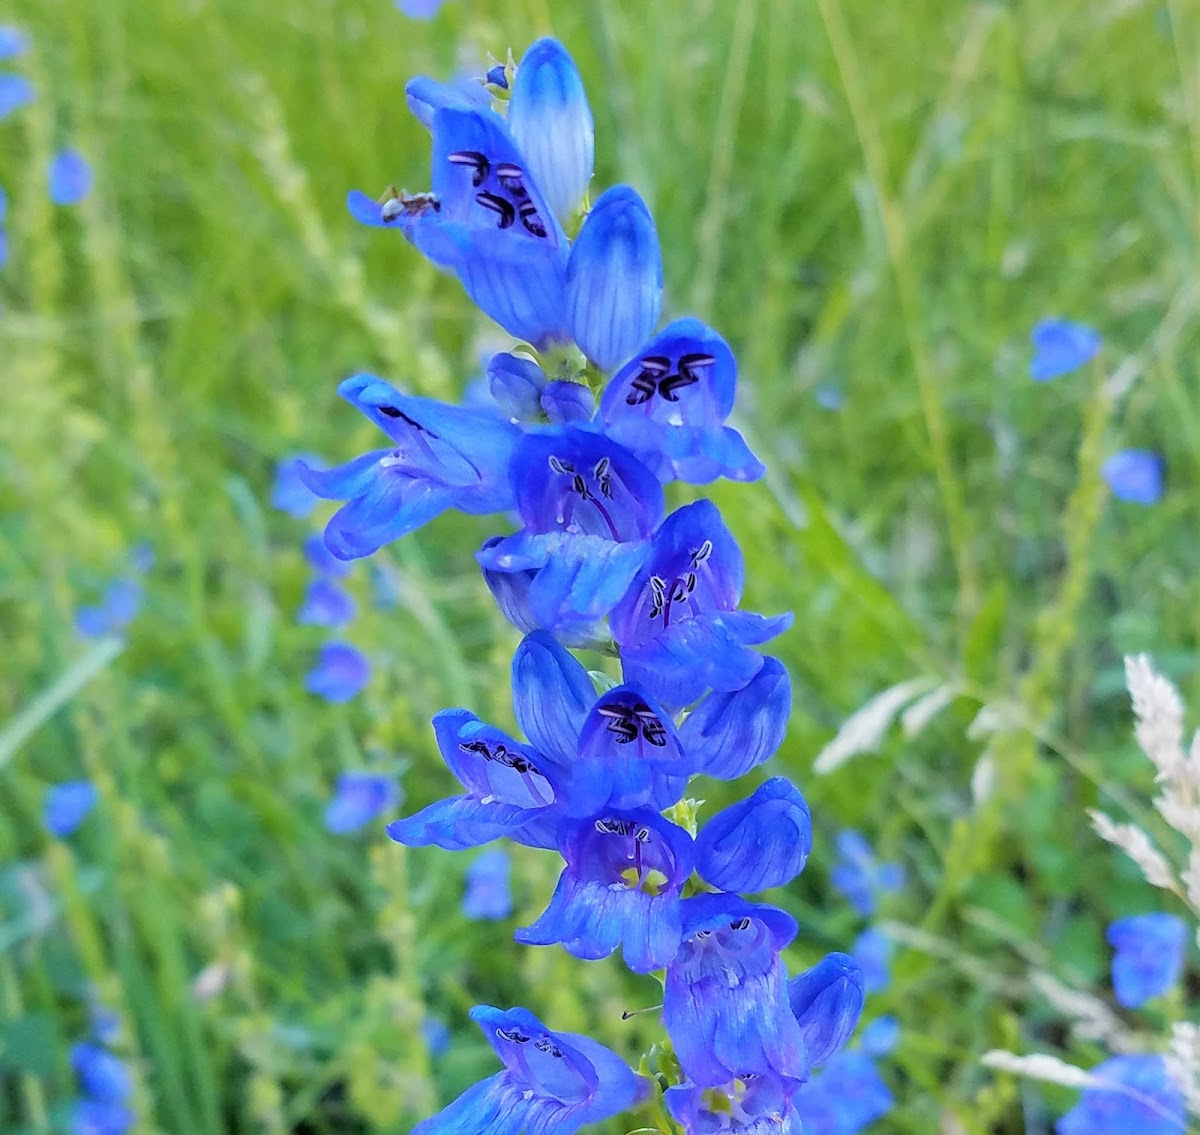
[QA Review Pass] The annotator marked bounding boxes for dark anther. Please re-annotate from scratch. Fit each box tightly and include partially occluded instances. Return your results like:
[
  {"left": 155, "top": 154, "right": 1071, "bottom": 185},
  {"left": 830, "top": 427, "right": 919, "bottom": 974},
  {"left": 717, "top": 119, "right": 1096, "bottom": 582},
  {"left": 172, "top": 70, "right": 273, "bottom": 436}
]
[
  {"left": 690, "top": 540, "right": 713, "bottom": 567},
  {"left": 597, "top": 701, "right": 668, "bottom": 746},
  {"left": 679, "top": 352, "right": 717, "bottom": 380},
  {"left": 518, "top": 200, "right": 547, "bottom": 238},
  {"left": 548, "top": 455, "right": 576, "bottom": 474},
  {"left": 460, "top": 739, "right": 492, "bottom": 759},
  {"left": 634, "top": 827, "right": 651, "bottom": 844},
  {"left": 571, "top": 473, "right": 591, "bottom": 499},
  {"left": 449, "top": 150, "right": 490, "bottom": 187},
  {"left": 495, "top": 162, "right": 530, "bottom": 199},
  {"left": 729, "top": 917, "right": 752, "bottom": 931},
  {"left": 657, "top": 369, "right": 699, "bottom": 402},
  {"left": 476, "top": 190, "right": 516, "bottom": 229},
  {"left": 375, "top": 405, "right": 439, "bottom": 439},
  {"left": 624, "top": 355, "right": 673, "bottom": 406},
  {"left": 595, "top": 818, "right": 634, "bottom": 836},
  {"left": 496, "top": 1026, "right": 531, "bottom": 1043},
  {"left": 693, "top": 930, "right": 712, "bottom": 940},
  {"left": 648, "top": 575, "right": 667, "bottom": 619}
]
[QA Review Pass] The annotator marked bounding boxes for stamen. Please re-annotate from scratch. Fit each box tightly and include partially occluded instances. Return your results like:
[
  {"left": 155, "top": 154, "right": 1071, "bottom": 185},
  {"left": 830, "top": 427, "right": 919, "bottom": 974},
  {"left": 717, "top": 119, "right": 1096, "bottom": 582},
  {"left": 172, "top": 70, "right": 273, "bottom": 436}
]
[
  {"left": 475, "top": 190, "right": 516, "bottom": 229},
  {"left": 729, "top": 917, "right": 751, "bottom": 931},
  {"left": 448, "top": 149, "right": 490, "bottom": 187},
  {"left": 548, "top": 455, "right": 575, "bottom": 474}
]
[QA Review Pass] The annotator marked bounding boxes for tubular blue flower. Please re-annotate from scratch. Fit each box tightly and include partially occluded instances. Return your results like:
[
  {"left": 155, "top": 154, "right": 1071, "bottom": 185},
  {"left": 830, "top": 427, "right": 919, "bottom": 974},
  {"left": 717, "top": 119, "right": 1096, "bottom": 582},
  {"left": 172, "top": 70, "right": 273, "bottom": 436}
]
[
  {"left": 488, "top": 351, "right": 547, "bottom": 422},
  {"left": 829, "top": 829, "right": 904, "bottom": 918},
  {"left": 49, "top": 148, "right": 93, "bottom": 205},
  {"left": 859, "top": 1016, "right": 899, "bottom": 1059},
  {"left": 413, "top": 1004, "right": 646, "bottom": 1135},
  {"left": 349, "top": 107, "right": 571, "bottom": 346},
  {"left": 388, "top": 633, "right": 595, "bottom": 851},
  {"left": 324, "top": 772, "right": 397, "bottom": 834},
  {"left": 666, "top": 1071, "right": 800, "bottom": 1135},
  {"left": 664, "top": 894, "right": 805, "bottom": 1087},
  {"left": 302, "top": 532, "right": 352, "bottom": 579},
  {"left": 559, "top": 686, "right": 690, "bottom": 817},
  {"left": 516, "top": 810, "right": 693, "bottom": 972},
  {"left": 70, "top": 1098, "right": 135, "bottom": 1135},
  {"left": 75, "top": 578, "right": 142, "bottom": 639},
  {"left": 44, "top": 781, "right": 98, "bottom": 838},
  {"left": 0, "top": 74, "right": 33, "bottom": 120},
  {"left": 1102, "top": 449, "right": 1165, "bottom": 505},
  {"left": 271, "top": 454, "right": 325, "bottom": 517},
  {"left": 507, "top": 39, "right": 594, "bottom": 225},
  {"left": 1056, "top": 1054, "right": 1184, "bottom": 1135},
  {"left": 598, "top": 318, "right": 764, "bottom": 484},
  {"left": 0, "top": 27, "right": 27, "bottom": 58},
  {"left": 678, "top": 658, "right": 791, "bottom": 780},
  {"left": 1029, "top": 318, "right": 1101, "bottom": 381},
  {"left": 71, "top": 1042, "right": 131, "bottom": 1103},
  {"left": 541, "top": 380, "right": 593, "bottom": 424},
  {"left": 478, "top": 426, "right": 663, "bottom": 631},
  {"left": 299, "top": 374, "right": 519, "bottom": 560},
  {"left": 305, "top": 642, "right": 370, "bottom": 702},
  {"left": 1106, "top": 912, "right": 1186, "bottom": 1008},
  {"left": 696, "top": 778, "right": 812, "bottom": 893},
  {"left": 463, "top": 847, "right": 513, "bottom": 920},
  {"left": 793, "top": 1049, "right": 893, "bottom": 1134},
  {"left": 297, "top": 577, "right": 356, "bottom": 627},
  {"left": 852, "top": 927, "right": 891, "bottom": 995},
  {"left": 611, "top": 500, "right": 792, "bottom": 706},
  {"left": 566, "top": 185, "right": 662, "bottom": 371},
  {"left": 787, "top": 953, "right": 864, "bottom": 1069}
]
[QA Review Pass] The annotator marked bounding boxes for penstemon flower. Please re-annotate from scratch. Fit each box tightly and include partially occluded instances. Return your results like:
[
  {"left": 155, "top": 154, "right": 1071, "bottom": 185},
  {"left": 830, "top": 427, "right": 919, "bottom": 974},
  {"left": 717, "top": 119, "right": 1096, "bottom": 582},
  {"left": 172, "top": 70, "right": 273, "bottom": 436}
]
[{"left": 314, "top": 35, "right": 867, "bottom": 1134}]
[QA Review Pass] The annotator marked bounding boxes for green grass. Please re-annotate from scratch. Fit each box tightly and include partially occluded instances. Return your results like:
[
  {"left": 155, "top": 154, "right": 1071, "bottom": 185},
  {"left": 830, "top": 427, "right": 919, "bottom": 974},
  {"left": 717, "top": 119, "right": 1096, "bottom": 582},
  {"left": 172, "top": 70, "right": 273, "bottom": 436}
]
[{"left": 3, "top": 0, "right": 1200, "bottom": 1131}]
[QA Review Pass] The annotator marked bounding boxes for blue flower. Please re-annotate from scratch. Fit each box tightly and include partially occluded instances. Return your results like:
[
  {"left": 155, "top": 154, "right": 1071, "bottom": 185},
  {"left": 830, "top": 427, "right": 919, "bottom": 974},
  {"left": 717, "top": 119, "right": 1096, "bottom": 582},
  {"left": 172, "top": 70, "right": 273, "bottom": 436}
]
[
  {"left": 299, "top": 374, "right": 519, "bottom": 560},
  {"left": 44, "top": 781, "right": 98, "bottom": 837},
  {"left": 1102, "top": 449, "right": 1165, "bottom": 505},
  {"left": 49, "top": 148, "right": 93, "bottom": 205},
  {"left": 71, "top": 1042, "right": 131, "bottom": 1103},
  {"left": 565, "top": 185, "right": 662, "bottom": 371},
  {"left": 677, "top": 657, "right": 791, "bottom": 780},
  {"left": 463, "top": 848, "right": 513, "bottom": 920},
  {"left": 489, "top": 351, "right": 547, "bottom": 421},
  {"left": 349, "top": 106, "right": 570, "bottom": 346},
  {"left": 793, "top": 1049, "right": 893, "bottom": 1134},
  {"left": 695, "top": 778, "right": 813, "bottom": 893},
  {"left": 598, "top": 318, "right": 764, "bottom": 484},
  {"left": 0, "top": 74, "right": 33, "bottom": 119},
  {"left": 516, "top": 810, "right": 693, "bottom": 972},
  {"left": 324, "top": 772, "right": 397, "bottom": 834},
  {"left": 1106, "top": 912, "right": 1186, "bottom": 1008},
  {"left": 663, "top": 894, "right": 805, "bottom": 1087},
  {"left": 477, "top": 426, "right": 663, "bottom": 632},
  {"left": 611, "top": 499, "right": 792, "bottom": 706},
  {"left": 787, "top": 952, "right": 864, "bottom": 1069},
  {"left": 829, "top": 829, "right": 904, "bottom": 917},
  {"left": 485, "top": 64, "right": 509, "bottom": 91},
  {"left": 304, "top": 642, "right": 370, "bottom": 702},
  {"left": 412, "top": 1004, "right": 646, "bottom": 1135},
  {"left": 1056, "top": 1055, "right": 1184, "bottom": 1135},
  {"left": 558, "top": 686, "right": 690, "bottom": 817},
  {"left": 395, "top": 0, "right": 450, "bottom": 17},
  {"left": 851, "top": 927, "right": 891, "bottom": 995},
  {"left": 507, "top": 38, "right": 594, "bottom": 225},
  {"left": 75, "top": 578, "right": 143, "bottom": 638},
  {"left": 859, "top": 1016, "right": 899, "bottom": 1059},
  {"left": 297, "top": 577, "right": 356, "bottom": 627},
  {"left": 69, "top": 1098, "right": 134, "bottom": 1135},
  {"left": 302, "top": 532, "right": 352, "bottom": 579},
  {"left": 422, "top": 1016, "right": 451, "bottom": 1057},
  {"left": 665, "top": 1071, "right": 799, "bottom": 1135},
  {"left": 271, "top": 454, "right": 325, "bottom": 517},
  {"left": 388, "top": 634, "right": 590, "bottom": 851},
  {"left": 0, "top": 27, "right": 27, "bottom": 58},
  {"left": 1029, "top": 318, "right": 1101, "bottom": 381}
]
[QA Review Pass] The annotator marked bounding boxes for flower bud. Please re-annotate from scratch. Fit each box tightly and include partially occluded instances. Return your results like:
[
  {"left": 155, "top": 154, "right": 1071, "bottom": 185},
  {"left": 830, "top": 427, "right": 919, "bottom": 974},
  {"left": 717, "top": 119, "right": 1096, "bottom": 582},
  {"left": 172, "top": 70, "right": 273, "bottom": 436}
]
[
  {"left": 488, "top": 352, "right": 546, "bottom": 421},
  {"left": 540, "top": 379, "right": 593, "bottom": 423},
  {"left": 788, "top": 953, "right": 865, "bottom": 1068},
  {"left": 508, "top": 38, "right": 594, "bottom": 222},
  {"left": 566, "top": 185, "right": 662, "bottom": 371}
]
